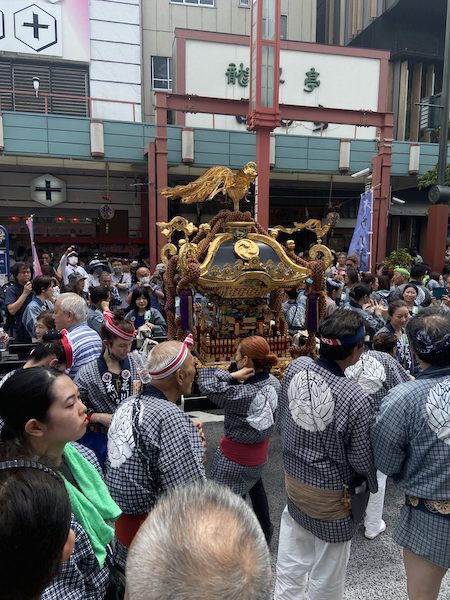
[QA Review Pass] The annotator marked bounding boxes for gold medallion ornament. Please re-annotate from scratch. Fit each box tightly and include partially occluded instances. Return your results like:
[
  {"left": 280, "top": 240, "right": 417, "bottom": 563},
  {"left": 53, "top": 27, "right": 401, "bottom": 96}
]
[{"left": 234, "top": 238, "right": 260, "bottom": 261}]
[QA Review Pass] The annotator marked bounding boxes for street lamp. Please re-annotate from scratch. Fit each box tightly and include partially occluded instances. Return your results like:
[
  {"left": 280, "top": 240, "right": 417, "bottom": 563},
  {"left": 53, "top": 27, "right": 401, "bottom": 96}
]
[{"left": 248, "top": 0, "right": 281, "bottom": 229}]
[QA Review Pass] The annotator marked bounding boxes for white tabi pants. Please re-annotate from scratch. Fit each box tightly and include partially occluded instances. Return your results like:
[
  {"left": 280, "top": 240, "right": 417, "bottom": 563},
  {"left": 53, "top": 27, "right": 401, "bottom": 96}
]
[
  {"left": 274, "top": 506, "right": 351, "bottom": 600},
  {"left": 364, "top": 471, "right": 387, "bottom": 535}
]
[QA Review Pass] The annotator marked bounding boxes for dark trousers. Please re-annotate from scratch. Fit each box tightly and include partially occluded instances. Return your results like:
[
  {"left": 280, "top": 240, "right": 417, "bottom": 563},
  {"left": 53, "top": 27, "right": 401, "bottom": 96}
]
[{"left": 244, "top": 478, "right": 273, "bottom": 544}]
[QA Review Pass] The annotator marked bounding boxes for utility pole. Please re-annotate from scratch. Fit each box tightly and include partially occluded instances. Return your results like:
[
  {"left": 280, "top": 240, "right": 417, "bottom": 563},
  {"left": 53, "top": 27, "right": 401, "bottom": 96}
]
[{"left": 426, "top": 0, "right": 450, "bottom": 271}]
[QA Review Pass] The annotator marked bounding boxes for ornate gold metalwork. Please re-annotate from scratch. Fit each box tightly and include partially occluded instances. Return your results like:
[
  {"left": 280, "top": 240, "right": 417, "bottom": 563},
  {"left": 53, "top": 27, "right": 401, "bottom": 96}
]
[
  {"left": 309, "top": 244, "right": 333, "bottom": 268},
  {"left": 273, "top": 218, "right": 334, "bottom": 244},
  {"left": 160, "top": 243, "right": 178, "bottom": 265},
  {"left": 178, "top": 240, "right": 198, "bottom": 271},
  {"left": 234, "top": 238, "right": 260, "bottom": 261},
  {"left": 156, "top": 216, "right": 197, "bottom": 243},
  {"left": 160, "top": 162, "right": 257, "bottom": 212}
]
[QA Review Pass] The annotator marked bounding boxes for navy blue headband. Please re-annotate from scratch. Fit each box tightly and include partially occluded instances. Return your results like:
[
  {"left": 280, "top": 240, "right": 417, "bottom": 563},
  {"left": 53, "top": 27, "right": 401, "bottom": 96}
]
[{"left": 320, "top": 325, "right": 365, "bottom": 346}]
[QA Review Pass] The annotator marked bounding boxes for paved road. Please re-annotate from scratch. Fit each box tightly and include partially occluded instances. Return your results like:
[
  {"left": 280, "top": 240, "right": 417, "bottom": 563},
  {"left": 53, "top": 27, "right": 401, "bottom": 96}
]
[{"left": 200, "top": 419, "right": 450, "bottom": 599}]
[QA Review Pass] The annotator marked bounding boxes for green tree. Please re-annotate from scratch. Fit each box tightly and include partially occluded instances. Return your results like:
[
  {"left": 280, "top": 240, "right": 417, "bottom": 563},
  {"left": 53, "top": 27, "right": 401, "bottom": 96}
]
[
  {"left": 418, "top": 163, "right": 450, "bottom": 189},
  {"left": 382, "top": 248, "right": 414, "bottom": 270}
]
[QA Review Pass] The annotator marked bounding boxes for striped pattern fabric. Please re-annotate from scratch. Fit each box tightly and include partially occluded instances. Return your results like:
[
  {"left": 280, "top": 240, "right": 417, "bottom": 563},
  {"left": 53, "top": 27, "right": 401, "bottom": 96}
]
[{"left": 66, "top": 321, "right": 102, "bottom": 378}]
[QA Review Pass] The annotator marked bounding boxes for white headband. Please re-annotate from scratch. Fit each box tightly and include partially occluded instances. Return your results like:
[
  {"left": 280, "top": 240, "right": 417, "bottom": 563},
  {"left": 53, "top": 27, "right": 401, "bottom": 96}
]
[{"left": 148, "top": 334, "right": 194, "bottom": 380}]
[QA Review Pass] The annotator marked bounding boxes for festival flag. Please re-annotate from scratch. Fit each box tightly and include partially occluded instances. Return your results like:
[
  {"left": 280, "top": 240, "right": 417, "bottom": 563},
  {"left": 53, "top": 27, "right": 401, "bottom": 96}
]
[
  {"left": 25, "top": 215, "right": 42, "bottom": 277},
  {"left": 348, "top": 189, "right": 373, "bottom": 272}
]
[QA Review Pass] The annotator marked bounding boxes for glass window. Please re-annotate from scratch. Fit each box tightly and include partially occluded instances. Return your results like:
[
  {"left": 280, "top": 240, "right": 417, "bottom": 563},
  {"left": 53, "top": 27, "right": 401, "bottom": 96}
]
[
  {"left": 280, "top": 14, "right": 288, "bottom": 40},
  {"left": 239, "top": 0, "right": 250, "bottom": 6},
  {"left": 151, "top": 57, "right": 172, "bottom": 91}
]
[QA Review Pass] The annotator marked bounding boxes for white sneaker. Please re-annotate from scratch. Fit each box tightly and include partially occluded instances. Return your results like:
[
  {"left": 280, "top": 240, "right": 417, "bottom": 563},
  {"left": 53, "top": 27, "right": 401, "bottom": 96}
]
[{"left": 364, "top": 520, "right": 386, "bottom": 540}]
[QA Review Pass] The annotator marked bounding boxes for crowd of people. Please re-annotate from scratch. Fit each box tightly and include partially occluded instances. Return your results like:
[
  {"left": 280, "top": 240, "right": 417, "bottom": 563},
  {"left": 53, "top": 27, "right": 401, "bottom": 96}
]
[{"left": 0, "top": 243, "right": 449, "bottom": 600}]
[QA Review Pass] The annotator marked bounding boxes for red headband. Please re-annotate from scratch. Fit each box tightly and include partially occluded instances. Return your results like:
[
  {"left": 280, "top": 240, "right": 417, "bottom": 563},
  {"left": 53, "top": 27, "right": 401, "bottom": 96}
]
[
  {"left": 103, "top": 310, "right": 135, "bottom": 341},
  {"left": 59, "top": 329, "right": 73, "bottom": 369}
]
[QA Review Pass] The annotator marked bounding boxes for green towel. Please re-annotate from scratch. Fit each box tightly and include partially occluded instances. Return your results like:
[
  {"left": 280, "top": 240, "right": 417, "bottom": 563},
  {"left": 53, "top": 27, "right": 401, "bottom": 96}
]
[{"left": 61, "top": 444, "right": 122, "bottom": 568}]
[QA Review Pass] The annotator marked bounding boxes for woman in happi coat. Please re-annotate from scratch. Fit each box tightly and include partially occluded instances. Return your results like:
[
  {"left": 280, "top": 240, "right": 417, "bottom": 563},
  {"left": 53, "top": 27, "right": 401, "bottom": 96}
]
[
  {"left": 0, "top": 367, "right": 121, "bottom": 600},
  {"left": 198, "top": 335, "right": 279, "bottom": 543},
  {"left": 75, "top": 310, "right": 146, "bottom": 469}
]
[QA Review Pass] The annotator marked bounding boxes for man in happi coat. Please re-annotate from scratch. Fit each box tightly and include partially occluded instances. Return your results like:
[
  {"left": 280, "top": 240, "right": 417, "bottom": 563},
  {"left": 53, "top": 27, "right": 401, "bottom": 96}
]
[
  {"left": 372, "top": 307, "right": 450, "bottom": 600},
  {"left": 345, "top": 347, "right": 411, "bottom": 540},
  {"left": 105, "top": 336, "right": 205, "bottom": 570},
  {"left": 274, "top": 310, "right": 377, "bottom": 600}
]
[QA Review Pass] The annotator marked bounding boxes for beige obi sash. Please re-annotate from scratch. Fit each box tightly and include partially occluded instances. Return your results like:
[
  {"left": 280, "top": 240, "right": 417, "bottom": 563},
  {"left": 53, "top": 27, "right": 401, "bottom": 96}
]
[{"left": 285, "top": 472, "right": 350, "bottom": 521}]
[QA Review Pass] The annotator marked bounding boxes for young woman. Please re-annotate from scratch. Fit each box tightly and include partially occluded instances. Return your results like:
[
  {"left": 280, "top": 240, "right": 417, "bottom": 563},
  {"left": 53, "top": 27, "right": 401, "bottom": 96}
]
[
  {"left": 198, "top": 336, "right": 279, "bottom": 544},
  {"left": 125, "top": 286, "right": 167, "bottom": 336},
  {"left": 378, "top": 299, "right": 416, "bottom": 374},
  {"left": 75, "top": 310, "right": 146, "bottom": 468},
  {"left": 401, "top": 284, "right": 420, "bottom": 315},
  {"left": 0, "top": 446, "right": 74, "bottom": 600},
  {"left": 0, "top": 368, "right": 121, "bottom": 599},
  {"left": 35, "top": 309, "right": 56, "bottom": 342}
]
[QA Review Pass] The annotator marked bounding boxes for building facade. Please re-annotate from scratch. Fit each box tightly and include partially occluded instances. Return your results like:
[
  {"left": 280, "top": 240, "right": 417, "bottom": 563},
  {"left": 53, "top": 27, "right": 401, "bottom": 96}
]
[{"left": 142, "top": 0, "right": 317, "bottom": 121}]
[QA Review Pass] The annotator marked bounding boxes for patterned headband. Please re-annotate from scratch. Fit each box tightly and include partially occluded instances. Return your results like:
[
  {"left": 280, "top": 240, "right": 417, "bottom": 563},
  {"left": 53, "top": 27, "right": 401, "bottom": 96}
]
[
  {"left": 415, "top": 330, "right": 450, "bottom": 356},
  {"left": 320, "top": 325, "right": 365, "bottom": 346},
  {"left": 148, "top": 334, "right": 194, "bottom": 380},
  {"left": 103, "top": 310, "right": 135, "bottom": 341},
  {"left": 59, "top": 330, "right": 73, "bottom": 369},
  {"left": 0, "top": 459, "right": 61, "bottom": 481}
]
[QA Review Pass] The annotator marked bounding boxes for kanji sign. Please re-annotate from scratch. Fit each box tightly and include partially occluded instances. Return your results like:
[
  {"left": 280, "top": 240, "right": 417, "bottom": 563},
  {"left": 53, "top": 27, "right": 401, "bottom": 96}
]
[
  {"left": 304, "top": 67, "right": 320, "bottom": 92},
  {"left": 226, "top": 63, "right": 285, "bottom": 87},
  {"left": 225, "top": 63, "right": 250, "bottom": 87}
]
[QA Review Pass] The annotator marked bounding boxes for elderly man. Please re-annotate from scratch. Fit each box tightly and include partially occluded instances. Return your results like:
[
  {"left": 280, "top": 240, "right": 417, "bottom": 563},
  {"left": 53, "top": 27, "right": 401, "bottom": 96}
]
[
  {"left": 372, "top": 307, "right": 450, "bottom": 600},
  {"left": 389, "top": 264, "right": 432, "bottom": 307},
  {"left": 274, "top": 310, "right": 377, "bottom": 600},
  {"left": 126, "top": 481, "right": 271, "bottom": 600},
  {"left": 106, "top": 336, "right": 205, "bottom": 567},
  {"left": 53, "top": 292, "right": 102, "bottom": 378}
]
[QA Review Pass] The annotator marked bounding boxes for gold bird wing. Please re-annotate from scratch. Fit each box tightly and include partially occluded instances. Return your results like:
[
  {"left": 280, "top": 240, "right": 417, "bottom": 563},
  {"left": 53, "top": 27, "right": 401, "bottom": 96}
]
[{"left": 160, "top": 166, "right": 235, "bottom": 205}]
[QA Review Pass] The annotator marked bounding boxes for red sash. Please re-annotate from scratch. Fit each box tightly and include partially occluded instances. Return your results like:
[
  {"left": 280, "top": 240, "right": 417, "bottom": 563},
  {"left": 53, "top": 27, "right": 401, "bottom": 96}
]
[
  {"left": 220, "top": 436, "right": 269, "bottom": 467},
  {"left": 115, "top": 513, "right": 148, "bottom": 548}
]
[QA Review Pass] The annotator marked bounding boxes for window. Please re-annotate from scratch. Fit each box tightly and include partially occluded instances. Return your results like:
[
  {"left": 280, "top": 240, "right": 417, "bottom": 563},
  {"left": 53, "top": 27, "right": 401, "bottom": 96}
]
[
  {"left": 239, "top": 0, "right": 250, "bottom": 6},
  {"left": 0, "top": 59, "right": 89, "bottom": 116},
  {"left": 280, "top": 14, "right": 288, "bottom": 40},
  {"left": 151, "top": 57, "right": 172, "bottom": 91},
  {"left": 171, "top": 0, "right": 214, "bottom": 6}
]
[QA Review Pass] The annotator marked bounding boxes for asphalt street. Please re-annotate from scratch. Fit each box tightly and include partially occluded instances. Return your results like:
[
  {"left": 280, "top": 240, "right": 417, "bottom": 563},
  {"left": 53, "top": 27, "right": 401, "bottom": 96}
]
[{"left": 199, "top": 418, "right": 450, "bottom": 600}]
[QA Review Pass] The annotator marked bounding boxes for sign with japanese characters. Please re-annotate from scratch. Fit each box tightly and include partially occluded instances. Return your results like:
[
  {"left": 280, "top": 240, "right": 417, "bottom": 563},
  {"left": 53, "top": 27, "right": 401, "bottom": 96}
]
[
  {"left": 182, "top": 38, "right": 384, "bottom": 138},
  {"left": 0, "top": 0, "right": 90, "bottom": 61}
]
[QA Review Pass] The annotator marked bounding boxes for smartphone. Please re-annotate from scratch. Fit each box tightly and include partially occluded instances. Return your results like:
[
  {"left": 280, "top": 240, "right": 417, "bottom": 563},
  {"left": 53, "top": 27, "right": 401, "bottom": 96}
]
[{"left": 433, "top": 287, "right": 447, "bottom": 300}]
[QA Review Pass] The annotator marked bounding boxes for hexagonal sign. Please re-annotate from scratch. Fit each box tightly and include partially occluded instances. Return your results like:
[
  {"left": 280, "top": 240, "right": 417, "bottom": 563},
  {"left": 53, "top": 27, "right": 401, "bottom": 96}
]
[
  {"left": 30, "top": 174, "right": 66, "bottom": 208},
  {"left": 14, "top": 4, "right": 58, "bottom": 53},
  {"left": 0, "top": 12, "right": 5, "bottom": 41}
]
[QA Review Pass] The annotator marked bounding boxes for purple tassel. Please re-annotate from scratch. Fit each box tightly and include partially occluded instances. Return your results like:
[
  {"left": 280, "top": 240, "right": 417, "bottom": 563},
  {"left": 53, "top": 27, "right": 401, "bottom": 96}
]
[
  {"left": 180, "top": 289, "right": 194, "bottom": 332},
  {"left": 306, "top": 293, "right": 320, "bottom": 333}
]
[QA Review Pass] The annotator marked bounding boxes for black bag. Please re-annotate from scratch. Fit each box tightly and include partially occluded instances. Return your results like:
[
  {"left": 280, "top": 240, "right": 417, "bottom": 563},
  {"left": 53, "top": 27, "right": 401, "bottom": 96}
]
[{"left": 346, "top": 481, "right": 370, "bottom": 524}]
